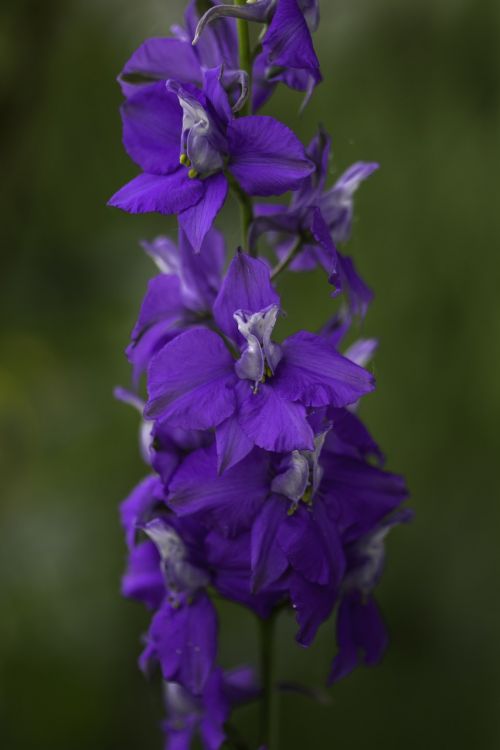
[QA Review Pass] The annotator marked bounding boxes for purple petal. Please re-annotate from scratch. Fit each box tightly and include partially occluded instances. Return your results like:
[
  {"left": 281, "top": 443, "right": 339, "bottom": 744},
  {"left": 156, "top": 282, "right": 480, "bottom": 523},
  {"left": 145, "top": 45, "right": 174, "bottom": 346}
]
[
  {"left": 289, "top": 573, "right": 337, "bottom": 646},
  {"left": 215, "top": 416, "right": 254, "bottom": 473},
  {"left": 186, "top": 0, "right": 239, "bottom": 70},
  {"left": 344, "top": 338, "right": 378, "bottom": 369},
  {"left": 328, "top": 408, "right": 384, "bottom": 464},
  {"left": 335, "top": 161, "right": 380, "bottom": 194},
  {"left": 119, "top": 37, "right": 201, "bottom": 97},
  {"left": 149, "top": 593, "right": 217, "bottom": 694},
  {"left": 329, "top": 592, "right": 388, "bottom": 683},
  {"left": 141, "top": 234, "right": 180, "bottom": 274},
  {"left": 126, "top": 323, "right": 180, "bottom": 388},
  {"left": 145, "top": 327, "right": 236, "bottom": 429},
  {"left": 237, "top": 381, "right": 314, "bottom": 453},
  {"left": 228, "top": 116, "right": 313, "bottom": 196},
  {"left": 168, "top": 445, "right": 269, "bottom": 536},
  {"left": 178, "top": 172, "right": 228, "bottom": 252},
  {"left": 199, "top": 669, "right": 230, "bottom": 749},
  {"left": 203, "top": 65, "right": 232, "bottom": 123},
  {"left": 321, "top": 455, "right": 408, "bottom": 542},
  {"left": 121, "top": 83, "right": 182, "bottom": 174},
  {"left": 277, "top": 508, "right": 331, "bottom": 586},
  {"left": 213, "top": 251, "right": 280, "bottom": 341},
  {"left": 130, "top": 274, "right": 184, "bottom": 345},
  {"left": 251, "top": 496, "right": 289, "bottom": 592},
  {"left": 120, "top": 474, "right": 163, "bottom": 549},
  {"left": 177, "top": 227, "right": 226, "bottom": 311},
  {"left": 121, "top": 540, "right": 164, "bottom": 609},
  {"left": 263, "top": 0, "right": 321, "bottom": 83},
  {"left": 334, "top": 252, "right": 374, "bottom": 319},
  {"left": 108, "top": 169, "right": 203, "bottom": 216},
  {"left": 273, "top": 331, "right": 375, "bottom": 408}
]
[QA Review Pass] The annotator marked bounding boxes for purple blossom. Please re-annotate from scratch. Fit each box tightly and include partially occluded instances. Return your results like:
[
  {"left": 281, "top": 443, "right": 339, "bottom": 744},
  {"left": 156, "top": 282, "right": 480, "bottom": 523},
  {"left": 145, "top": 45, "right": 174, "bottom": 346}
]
[
  {"left": 164, "top": 408, "right": 408, "bottom": 646},
  {"left": 133, "top": 518, "right": 217, "bottom": 695},
  {"left": 193, "top": 0, "right": 322, "bottom": 109},
  {"left": 161, "top": 666, "right": 258, "bottom": 750},
  {"left": 110, "top": 0, "right": 412, "bottom": 742},
  {"left": 145, "top": 253, "right": 375, "bottom": 464},
  {"left": 109, "top": 67, "right": 313, "bottom": 250},
  {"left": 330, "top": 509, "right": 413, "bottom": 682},
  {"left": 118, "top": 1, "right": 239, "bottom": 100},
  {"left": 126, "top": 226, "right": 225, "bottom": 386},
  {"left": 251, "top": 128, "right": 378, "bottom": 318}
]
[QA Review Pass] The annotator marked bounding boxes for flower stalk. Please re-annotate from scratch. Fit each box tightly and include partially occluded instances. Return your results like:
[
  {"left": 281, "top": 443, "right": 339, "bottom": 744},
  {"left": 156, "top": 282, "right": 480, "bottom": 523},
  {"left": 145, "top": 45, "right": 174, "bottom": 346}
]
[
  {"left": 235, "top": 0, "right": 253, "bottom": 117},
  {"left": 108, "top": 1, "right": 411, "bottom": 748},
  {"left": 259, "top": 612, "right": 277, "bottom": 749}
]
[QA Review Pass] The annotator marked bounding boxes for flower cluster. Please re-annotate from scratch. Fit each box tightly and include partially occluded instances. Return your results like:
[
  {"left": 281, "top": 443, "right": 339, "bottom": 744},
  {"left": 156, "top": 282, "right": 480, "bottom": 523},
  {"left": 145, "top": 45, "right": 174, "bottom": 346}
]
[{"left": 110, "top": 2, "right": 410, "bottom": 747}]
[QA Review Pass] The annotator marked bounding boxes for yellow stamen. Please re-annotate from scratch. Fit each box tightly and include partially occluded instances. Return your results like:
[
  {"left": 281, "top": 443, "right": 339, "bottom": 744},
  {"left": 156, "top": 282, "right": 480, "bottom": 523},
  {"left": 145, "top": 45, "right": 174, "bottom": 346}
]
[
  {"left": 188, "top": 168, "right": 198, "bottom": 179},
  {"left": 179, "top": 153, "right": 191, "bottom": 167}
]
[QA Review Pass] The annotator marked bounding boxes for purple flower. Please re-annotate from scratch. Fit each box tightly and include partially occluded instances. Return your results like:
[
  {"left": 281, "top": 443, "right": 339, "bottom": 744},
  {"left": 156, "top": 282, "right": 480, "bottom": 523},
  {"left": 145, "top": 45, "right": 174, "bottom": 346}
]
[
  {"left": 118, "top": 0, "right": 239, "bottom": 100},
  {"left": 165, "top": 409, "right": 408, "bottom": 646},
  {"left": 251, "top": 128, "right": 378, "bottom": 318},
  {"left": 109, "top": 67, "right": 314, "bottom": 250},
  {"left": 126, "top": 227, "right": 225, "bottom": 386},
  {"left": 137, "top": 518, "right": 218, "bottom": 695},
  {"left": 193, "top": 0, "right": 322, "bottom": 109},
  {"left": 144, "top": 253, "right": 375, "bottom": 465},
  {"left": 329, "top": 509, "right": 413, "bottom": 682},
  {"left": 161, "top": 666, "right": 258, "bottom": 750}
]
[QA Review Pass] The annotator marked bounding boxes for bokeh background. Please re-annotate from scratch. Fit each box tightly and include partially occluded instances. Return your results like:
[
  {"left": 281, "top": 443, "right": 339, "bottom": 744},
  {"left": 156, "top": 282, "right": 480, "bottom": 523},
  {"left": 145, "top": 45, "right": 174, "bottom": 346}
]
[{"left": 1, "top": 0, "right": 500, "bottom": 747}]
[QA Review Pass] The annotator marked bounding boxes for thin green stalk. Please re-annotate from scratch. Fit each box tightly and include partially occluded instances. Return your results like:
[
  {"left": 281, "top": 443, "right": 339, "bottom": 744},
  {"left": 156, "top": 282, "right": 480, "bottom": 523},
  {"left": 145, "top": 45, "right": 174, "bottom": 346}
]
[
  {"left": 235, "top": 0, "right": 252, "bottom": 118},
  {"left": 228, "top": 169, "right": 255, "bottom": 256},
  {"left": 259, "top": 613, "right": 277, "bottom": 749},
  {"left": 232, "top": 0, "right": 256, "bottom": 254},
  {"left": 271, "top": 237, "right": 304, "bottom": 280}
]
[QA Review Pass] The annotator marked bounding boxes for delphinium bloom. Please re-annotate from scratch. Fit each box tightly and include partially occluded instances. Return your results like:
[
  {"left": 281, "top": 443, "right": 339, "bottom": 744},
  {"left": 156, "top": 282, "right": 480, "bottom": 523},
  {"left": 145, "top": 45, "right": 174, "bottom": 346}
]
[
  {"left": 110, "top": 2, "right": 411, "bottom": 748},
  {"left": 145, "top": 252, "right": 375, "bottom": 467},
  {"left": 109, "top": 64, "right": 313, "bottom": 250},
  {"left": 193, "top": 0, "right": 321, "bottom": 109},
  {"left": 250, "top": 127, "right": 378, "bottom": 319}
]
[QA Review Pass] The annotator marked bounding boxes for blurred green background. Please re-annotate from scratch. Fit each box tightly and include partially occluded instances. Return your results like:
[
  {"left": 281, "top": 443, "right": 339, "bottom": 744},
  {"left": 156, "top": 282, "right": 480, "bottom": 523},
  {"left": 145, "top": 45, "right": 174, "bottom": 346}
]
[{"left": 1, "top": 0, "right": 500, "bottom": 747}]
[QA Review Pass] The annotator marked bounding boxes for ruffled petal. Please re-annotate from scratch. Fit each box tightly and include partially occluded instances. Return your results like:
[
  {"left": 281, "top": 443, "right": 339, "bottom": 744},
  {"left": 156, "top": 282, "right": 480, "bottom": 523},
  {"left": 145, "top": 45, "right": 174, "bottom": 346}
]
[
  {"left": 215, "top": 416, "right": 254, "bottom": 473},
  {"left": 289, "top": 572, "right": 337, "bottom": 646},
  {"left": 321, "top": 455, "right": 408, "bottom": 542},
  {"left": 251, "top": 496, "right": 289, "bottom": 592},
  {"left": 145, "top": 327, "right": 236, "bottom": 429},
  {"left": 178, "top": 227, "right": 226, "bottom": 311},
  {"left": 263, "top": 0, "right": 321, "bottom": 84},
  {"left": 213, "top": 251, "right": 280, "bottom": 341},
  {"left": 168, "top": 445, "right": 269, "bottom": 536},
  {"left": 120, "top": 474, "right": 163, "bottom": 549},
  {"left": 130, "top": 274, "right": 185, "bottom": 345},
  {"left": 273, "top": 331, "right": 375, "bottom": 408},
  {"left": 277, "top": 507, "right": 332, "bottom": 586},
  {"left": 178, "top": 172, "right": 228, "bottom": 252},
  {"left": 108, "top": 169, "right": 203, "bottom": 216},
  {"left": 236, "top": 381, "right": 314, "bottom": 453},
  {"left": 119, "top": 37, "right": 201, "bottom": 97},
  {"left": 121, "top": 83, "right": 182, "bottom": 173},
  {"left": 228, "top": 116, "right": 313, "bottom": 196},
  {"left": 329, "top": 592, "right": 388, "bottom": 683},
  {"left": 121, "top": 540, "right": 164, "bottom": 609},
  {"left": 148, "top": 593, "right": 217, "bottom": 694}
]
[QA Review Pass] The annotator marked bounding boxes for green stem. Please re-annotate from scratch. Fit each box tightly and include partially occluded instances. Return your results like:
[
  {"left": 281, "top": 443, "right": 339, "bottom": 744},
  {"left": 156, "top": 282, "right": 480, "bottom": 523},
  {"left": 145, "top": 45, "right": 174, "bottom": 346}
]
[
  {"left": 270, "top": 237, "right": 304, "bottom": 280},
  {"left": 228, "top": 171, "right": 255, "bottom": 256},
  {"left": 233, "top": 0, "right": 255, "bottom": 254},
  {"left": 259, "top": 613, "right": 277, "bottom": 749},
  {"left": 235, "top": 0, "right": 252, "bottom": 118}
]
